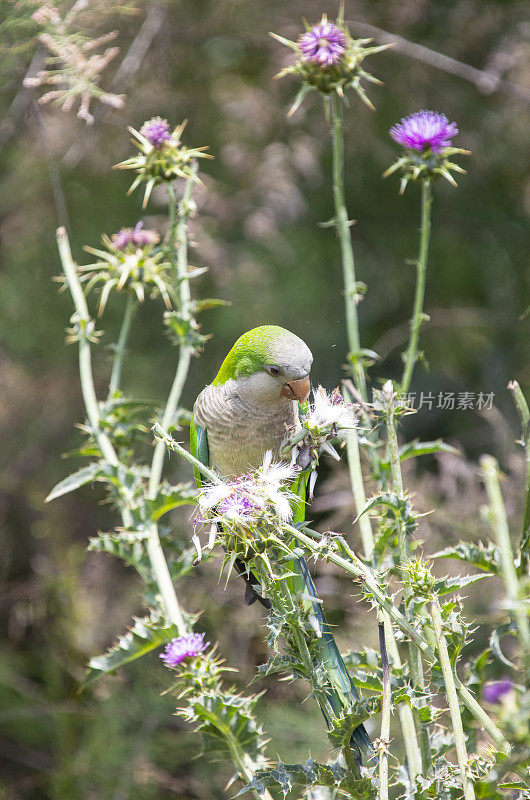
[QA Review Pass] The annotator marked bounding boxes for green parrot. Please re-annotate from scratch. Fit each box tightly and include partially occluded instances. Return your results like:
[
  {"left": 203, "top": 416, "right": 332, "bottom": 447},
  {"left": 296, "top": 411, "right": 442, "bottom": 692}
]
[{"left": 191, "top": 325, "right": 371, "bottom": 756}]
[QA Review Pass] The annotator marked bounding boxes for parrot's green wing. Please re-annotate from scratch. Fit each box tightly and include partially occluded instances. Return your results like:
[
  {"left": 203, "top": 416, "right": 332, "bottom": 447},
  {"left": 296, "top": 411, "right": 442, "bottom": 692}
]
[{"left": 190, "top": 419, "right": 209, "bottom": 488}]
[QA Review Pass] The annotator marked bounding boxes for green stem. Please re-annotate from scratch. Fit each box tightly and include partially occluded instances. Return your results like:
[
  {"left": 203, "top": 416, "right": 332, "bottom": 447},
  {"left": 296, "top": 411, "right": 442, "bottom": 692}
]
[
  {"left": 431, "top": 598, "right": 476, "bottom": 800},
  {"left": 145, "top": 174, "right": 198, "bottom": 633},
  {"left": 401, "top": 180, "right": 432, "bottom": 394},
  {"left": 201, "top": 708, "right": 274, "bottom": 800},
  {"left": 378, "top": 622, "right": 390, "bottom": 800},
  {"left": 149, "top": 172, "right": 196, "bottom": 496},
  {"left": 384, "top": 391, "right": 407, "bottom": 563},
  {"left": 153, "top": 423, "right": 219, "bottom": 483},
  {"left": 481, "top": 455, "right": 529, "bottom": 666},
  {"left": 508, "top": 380, "right": 530, "bottom": 550},
  {"left": 329, "top": 94, "right": 366, "bottom": 401},
  {"left": 345, "top": 426, "right": 375, "bottom": 558},
  {"left": 383, "top": 621, "right": 422, "bottom": 779},
  {"left": 57, "top": 228, "right": 118, "bottom": 467},
  {"left": 56, "top": 227, "right": 186, "bottom": 632},
  {"left": 149, "top": 346, "right": 192, "bottom": 494},
  {"left": 108, "top": 293, "right": 136, "bottom": 398},
  {"left": 384, "top": 385, "right": 431, "bottom": 771}
]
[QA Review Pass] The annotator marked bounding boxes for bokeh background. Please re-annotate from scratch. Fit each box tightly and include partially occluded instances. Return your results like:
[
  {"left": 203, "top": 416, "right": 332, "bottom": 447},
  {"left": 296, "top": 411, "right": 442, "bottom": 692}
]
[{"left": 1, "top": 1, "right": 529, "bottom": 797}]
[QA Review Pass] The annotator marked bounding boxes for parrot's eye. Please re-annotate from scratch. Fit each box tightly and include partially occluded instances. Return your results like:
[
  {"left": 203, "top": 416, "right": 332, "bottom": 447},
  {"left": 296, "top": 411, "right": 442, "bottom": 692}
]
[{"left": 267, "top": 365, "right": 282, "bottom": 376}]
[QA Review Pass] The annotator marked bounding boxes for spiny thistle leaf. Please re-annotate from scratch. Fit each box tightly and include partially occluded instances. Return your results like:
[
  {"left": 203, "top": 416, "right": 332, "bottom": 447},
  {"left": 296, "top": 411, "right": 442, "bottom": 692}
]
[
  {"left": 431, "top": 572, "right": 491, "bottom": 596},
  {"left": 326, "top": 700, "right": 380, "bottom": 751},
  {"left": 489, "top": 621, "right": 517, "bottom": 668},
  {"left": 255, "top": 653, "right": 306, "bottom": 680},
  {"left": 239, "top": 757, "right": 376, "bottom": 798},
  {"left": 432, "top": 541, "right": 500, "bottom": 574},
  {"left": 147, "top": 480, "right": 197, "bottom": 521},
  {"left": 398, "top": 438, "right": 459, "bottom": 462},
  {"left": 178, "top": 690, "right": 269, "bottom": 773},
  {"left": 80, "top": 613, "right": 179, "bottom": 690},
  {"left": 46, "top": 461, "right": 104, "bottom": 502}
]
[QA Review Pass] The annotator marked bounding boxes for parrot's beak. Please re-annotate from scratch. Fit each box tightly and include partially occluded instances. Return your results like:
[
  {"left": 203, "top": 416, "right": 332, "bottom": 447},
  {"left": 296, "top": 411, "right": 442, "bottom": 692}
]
[{"left": 281, "top": 376, "right": 311, "bottom": 403}]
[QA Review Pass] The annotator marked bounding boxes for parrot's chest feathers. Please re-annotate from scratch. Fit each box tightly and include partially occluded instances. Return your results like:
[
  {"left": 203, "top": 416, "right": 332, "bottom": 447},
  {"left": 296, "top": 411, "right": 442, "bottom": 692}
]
[{"left": 194, "top": 381, "right": 298, "bottom": 477}]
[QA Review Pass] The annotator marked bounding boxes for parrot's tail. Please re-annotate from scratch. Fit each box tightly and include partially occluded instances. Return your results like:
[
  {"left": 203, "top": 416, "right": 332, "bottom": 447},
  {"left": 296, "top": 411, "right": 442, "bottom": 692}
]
[{"left": 297, "top": 556, "right": 372, "bottom": 758}]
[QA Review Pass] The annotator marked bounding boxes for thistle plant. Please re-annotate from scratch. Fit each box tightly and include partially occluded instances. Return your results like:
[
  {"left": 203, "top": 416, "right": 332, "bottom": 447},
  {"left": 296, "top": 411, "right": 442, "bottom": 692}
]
[
  {"left": 44, "top": 8, "right": 530, "bottom": 800},
  {"left": 384, "top": 110, "right": 469, "bottom": 394},
  {"left": 114, "top": 117, "right": 211, "bottom": 207},
  {"left": 271, "top": 6, "right": 387, "bottom": 115},
  {"left": 79, "top": 223, "right": 173, "bottom": 314},
  {"left": 47, "top": 119, "right": 279, "bottom": 796},
  {"left": 268, "top": 7, "right": 528, "bottom": 799},
  {"left": 23, "top": 1, "right": 125, "bottom": 123}
]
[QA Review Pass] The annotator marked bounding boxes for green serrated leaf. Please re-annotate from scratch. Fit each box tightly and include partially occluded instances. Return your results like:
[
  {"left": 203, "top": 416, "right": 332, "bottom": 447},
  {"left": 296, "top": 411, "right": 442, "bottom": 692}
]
[
  {"left": 489, "top": 621, "right": 517, "bottom": 668},
  {"left": 433, "top": 541, "right": 500, "bottom": 574},
  {"left": 193, "top": 298, "right": 230, "bottom": 313},
  {"left": 80, "top": 613, "right": 179, "bottom": 690},
  {"left": 46, "top": 461, "right": 104, "bottom": 502},
  {"left": 327, "top": 700, "right": 379, "bottom": 750},
  {"left": 240, "top": 758, "right": 375, "bottom": 799},
  {"left": 399, "top": 438, "right": 459, "bottom": 461},
  {"left": 432, "top": 573, "right": 491, "bottom": 596},
  {"left": 180, "top": 689, "right": 268, "bottom": 774},
  {"left": 148, "top": 481, "right": 197, "bottom": 520}
]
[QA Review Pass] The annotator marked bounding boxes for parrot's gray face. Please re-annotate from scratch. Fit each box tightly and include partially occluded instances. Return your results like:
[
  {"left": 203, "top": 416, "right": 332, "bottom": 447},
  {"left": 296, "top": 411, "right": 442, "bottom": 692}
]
[{"left": 234, "top": 336, "right": 313, "bottom": 409}]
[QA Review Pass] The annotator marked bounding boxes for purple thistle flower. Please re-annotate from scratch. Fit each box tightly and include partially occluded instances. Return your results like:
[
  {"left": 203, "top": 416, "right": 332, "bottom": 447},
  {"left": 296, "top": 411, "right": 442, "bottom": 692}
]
[
  {"left": 218, "top": 490, "right": 258, "bottom": 519},
  {"left": 160, "top": 633, "right": 208, "bottom": 668},
  {"left": 111, "top": 227, "right": 134, "bottom": 251},
  {"left": 140, "top": 116, "right": 172, "bottom": 149},
  {"left": 482, "top": 679, "right": 513, "bottom": 704},
  {"left": 390, "top": 110, "right": 458, "bottom": 153},
  {"left": 111, "top": 222, "right": 159, "bottom": 251},
  {"left": 131, "top": 222, "right": 159, "bottom": 247},
  {"left": 299, "top": 20, "right": 347, "bottom": 67}
]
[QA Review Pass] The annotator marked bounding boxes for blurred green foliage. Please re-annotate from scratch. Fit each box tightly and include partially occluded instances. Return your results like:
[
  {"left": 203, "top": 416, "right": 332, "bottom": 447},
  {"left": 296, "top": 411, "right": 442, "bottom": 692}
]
[{"left": 1, "top": 1, "right": 529, "bottom": 797}]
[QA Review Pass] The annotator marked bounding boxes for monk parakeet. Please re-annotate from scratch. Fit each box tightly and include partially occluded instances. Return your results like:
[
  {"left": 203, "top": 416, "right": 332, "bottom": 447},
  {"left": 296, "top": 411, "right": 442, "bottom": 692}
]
[{"left": 191, "top": 325, "right": 371, "bottom": 756}]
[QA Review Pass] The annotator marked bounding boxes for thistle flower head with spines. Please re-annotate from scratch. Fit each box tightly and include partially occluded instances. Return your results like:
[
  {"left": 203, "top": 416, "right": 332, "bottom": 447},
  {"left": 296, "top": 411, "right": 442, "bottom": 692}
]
[
  {"left": 283, "top": 386, "right": 360, "bottom": 487},
  {"left": 384, "top": 109, "right": 469, "bottom": 194},
  {"left": 140, "top": 116, "right": 172, "bottom": 149},
  {"left": 160, "top": 633, "right": 208, "bottom": 668},
  {"left": 114, "top": 118, "right": 212, "bottom": 207},
  {"left": 270, "top": 7, "right": 388, "bottom": 115},
  {"left": 111, "top": 222, "right": 159, "bottom": 251},
  {"left": 299, "top": 19, "right": 347, "bottom": 67},
  {"left": 79, "top": 226, "right": 173, "bottom": 315},
  {"left": 196, "top": 452, "right": 298, "bottom": 569},
  {"left": 199, "top": 452, "right": 296, "bottom": 528}
]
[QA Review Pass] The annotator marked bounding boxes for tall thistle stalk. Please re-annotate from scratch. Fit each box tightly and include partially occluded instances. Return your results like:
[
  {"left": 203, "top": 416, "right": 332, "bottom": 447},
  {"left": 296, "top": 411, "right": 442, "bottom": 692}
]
[
  {"left": 383, "top": 383, "right": 431, "bottom": 772},
  {"left": 400, "top": 179, "right": 432, "bottom": 394},
  {"left": 385, "top": 110, "right": 469, "bottom": 392},
  {"left": 481, "top": 455, "right": 530, "bottom": 671},
  {"left": 145, "top": 174, "right": 196, "bottom": 629},
  {"left": 327, "top": 73, "right": 425, "bottom": 785},
  {"left": 329, "top": 92, "right": 367, "bottom": 400},
  {"left": 431, "top": 597, "right": 476, "bottom": 800},
  {"left": 108, "top": 293, "right": 137, "bottom": 398},
  {"left": 57, "top": 211, "right": 189, "bottom": 631},
  {"left": 508, "top": 380, "right": 530, "bottom": 558}
]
